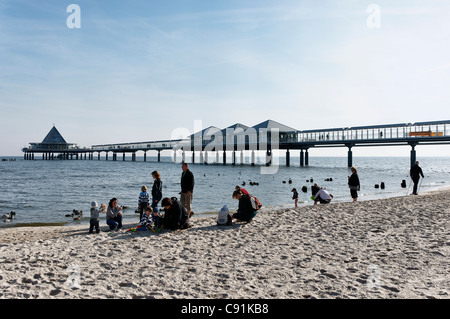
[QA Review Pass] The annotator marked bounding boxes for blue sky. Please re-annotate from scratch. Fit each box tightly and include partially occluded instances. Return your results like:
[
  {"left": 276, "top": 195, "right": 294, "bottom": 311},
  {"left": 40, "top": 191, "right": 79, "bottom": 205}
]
[{"left": 1, "top": 0, "right": 450, "bottom": 156}]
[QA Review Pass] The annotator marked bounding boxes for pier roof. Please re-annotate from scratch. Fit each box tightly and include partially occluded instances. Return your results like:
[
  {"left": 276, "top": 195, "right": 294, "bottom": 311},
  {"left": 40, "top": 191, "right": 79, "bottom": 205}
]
[
  {"left": 221, "top": 123, "right": 249, "bottom": 134},
  {"left": 41, "top": 126, "right": 68, "bottom": 144},
  {"left": 251, "top": 120, "right": 297, "bottom": 133}
]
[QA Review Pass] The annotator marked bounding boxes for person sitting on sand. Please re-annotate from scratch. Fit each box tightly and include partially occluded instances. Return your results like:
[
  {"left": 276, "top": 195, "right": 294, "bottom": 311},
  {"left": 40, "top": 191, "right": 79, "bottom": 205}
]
[
  {"left": 160, "top": 197, "right": 190, "bottom": 230},
  {"left": 314, "top": 188, "right": 333, "bottom": 206},
  {"left": 138, "top": 206, "right": 153, "bottom": 231},
  {"left": 232, "top": 189, "right": 256, "bottom": 222},
  {"left": 106, "top": 198, "right": 123, "bottom": 231}
]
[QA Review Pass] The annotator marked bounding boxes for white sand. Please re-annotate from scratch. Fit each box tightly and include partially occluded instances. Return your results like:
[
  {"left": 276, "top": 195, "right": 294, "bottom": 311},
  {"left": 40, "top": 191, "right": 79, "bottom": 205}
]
[{"left": 0, "top": 190, "right": 449, "bottom": 299}]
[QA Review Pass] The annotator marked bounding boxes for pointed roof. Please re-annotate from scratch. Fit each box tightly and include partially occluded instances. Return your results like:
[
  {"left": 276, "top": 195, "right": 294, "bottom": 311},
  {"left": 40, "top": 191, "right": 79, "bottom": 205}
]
[
  {"left": 221, "top": 123, "right": 249, "bottom": 134},
  {"left": 41, "top": 126, "right": 68, "bottom": 144},
  {"left": 251, "top": 120, "right": 297, "bottom": 133}
]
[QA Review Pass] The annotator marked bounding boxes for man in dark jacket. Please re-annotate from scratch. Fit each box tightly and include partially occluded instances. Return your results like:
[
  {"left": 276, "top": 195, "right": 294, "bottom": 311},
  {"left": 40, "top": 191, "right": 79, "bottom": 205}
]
[
  {"left": 410, "top": 161, "right": 424, "bottom": 195},
  {"left": 181, "top": 162, "right": 195, "bottom": 217},
  {"left": 160, "top": 197, "right": 189, "bottom": 230}
]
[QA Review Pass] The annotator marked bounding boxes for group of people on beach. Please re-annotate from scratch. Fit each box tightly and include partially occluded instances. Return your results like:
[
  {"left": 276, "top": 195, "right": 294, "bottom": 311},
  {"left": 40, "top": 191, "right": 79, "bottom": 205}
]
[
  {"left": 290, "top": 166, "right": 360, "bottom": 207},
  {"left": 88, "top": 162, "right": 195, "bottom": 234},
  {"left": 88, "top": 160, "right": 426, "bottom": 233},
  {"left": 290, "top": 161, "right": 425, "bottom": 207}
]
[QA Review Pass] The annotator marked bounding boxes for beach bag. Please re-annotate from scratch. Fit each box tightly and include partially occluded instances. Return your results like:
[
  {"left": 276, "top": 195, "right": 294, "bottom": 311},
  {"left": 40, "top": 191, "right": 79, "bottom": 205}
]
[
  {"left": 250, "top": 196, "right": 262, "bottom": 211},
  {"left": 217, "top": 205, "right": 232, "bottom": 226}
]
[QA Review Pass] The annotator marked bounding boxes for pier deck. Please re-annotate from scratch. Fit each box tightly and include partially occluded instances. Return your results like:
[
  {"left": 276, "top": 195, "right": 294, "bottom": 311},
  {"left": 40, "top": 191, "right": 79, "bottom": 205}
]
[{"left": 23, "top": 120, "right": 450, "bottom": 167}]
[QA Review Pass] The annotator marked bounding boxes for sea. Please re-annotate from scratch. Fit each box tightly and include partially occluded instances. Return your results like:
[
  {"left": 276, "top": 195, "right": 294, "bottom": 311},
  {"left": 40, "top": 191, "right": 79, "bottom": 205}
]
[{"left": 1, "top": 155, "right": 449, "bottom": 228}]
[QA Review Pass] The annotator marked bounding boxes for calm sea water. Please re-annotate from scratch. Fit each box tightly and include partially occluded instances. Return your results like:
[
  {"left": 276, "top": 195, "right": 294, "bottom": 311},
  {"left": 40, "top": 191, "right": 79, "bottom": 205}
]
[{"left": 1, "top": 155, "right": 449, "bottom": 228}]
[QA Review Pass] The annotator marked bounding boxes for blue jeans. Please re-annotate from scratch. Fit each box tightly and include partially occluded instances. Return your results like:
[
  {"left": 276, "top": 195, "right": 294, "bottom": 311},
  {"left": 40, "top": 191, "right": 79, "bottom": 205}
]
[
  {"left": 151, "top": 198, "right": 159, "bottom": 213},
  {"left": 107, "top": 215, "right": 122, "bottom": 230}
]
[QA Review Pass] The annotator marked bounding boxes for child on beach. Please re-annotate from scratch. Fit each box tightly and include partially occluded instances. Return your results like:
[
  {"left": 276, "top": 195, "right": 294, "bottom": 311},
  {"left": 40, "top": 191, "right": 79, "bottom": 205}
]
[
  {"left": 150, "top": 207, "right": 161, "bottom": 229},
  {"left": 89, "top": 201, "right": 101, "bottom": 234},
  {"left": 138, "top": 206, "right": 153, "bottom": 231},
  {"left": 291, "top": 188, "right": 299, "bottom": 207},
  {"left": 138, "top": 186, "right": 150, "bottom": 221}
]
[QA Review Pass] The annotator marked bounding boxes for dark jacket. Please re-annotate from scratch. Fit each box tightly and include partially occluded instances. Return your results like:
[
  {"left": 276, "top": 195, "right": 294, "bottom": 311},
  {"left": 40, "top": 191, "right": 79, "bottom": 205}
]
[
  {"left": 410, "top": 165, "right": 424, "bottom": 180},
  {"left": 152, "top": 179, "right": 163, "bottom": 201},
  {"left": 162, "top": 199, "right": 188, "bottom": 230},
  {"left": 348, "top": 173, "right": 360, "bottom": 190},
  {"left": 236, "top": 194, "right": 256, "bottom": 221},
  {"left": 181, "top": 169, "right": 194, "bottom": 193}
]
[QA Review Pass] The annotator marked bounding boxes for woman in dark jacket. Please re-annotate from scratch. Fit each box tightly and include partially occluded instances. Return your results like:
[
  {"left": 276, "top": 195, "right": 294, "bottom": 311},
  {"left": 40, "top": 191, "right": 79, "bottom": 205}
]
[
  {"left": 348, "top": 166, "right": 360, "bottom": 202},
  {"left": 151, "top": 171, "right": 163, "bottom": 213},
  {"left": 232, "top": 190, "right": 256, "bottom": 222}
]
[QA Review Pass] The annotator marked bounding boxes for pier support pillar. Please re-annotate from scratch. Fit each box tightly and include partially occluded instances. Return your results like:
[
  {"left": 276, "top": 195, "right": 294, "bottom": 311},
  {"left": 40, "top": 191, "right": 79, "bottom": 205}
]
[
  {"left": 305, "top": 150, "right": 309, "bottom": 166},
  {"left": 300, "top": 150, "right": 304, "bottom": 167},
  {"left": 123, "top": 153, "right": 126, "bottom": 161},
  {"left": 205, "top": 152, "right": 209, "bottom": 164},
  {"left": 286, "top": 149, "right": 290, "bottom": 167},
  {"left": 132, "top": 152, "right": 136, "bottom": 162},
  {"left": 158, "top": 150, "right": 161, "bottom": 163},
  {"left": 232, "top": 151, "right": 236, "bottom": 165},
  {"left": 223, "top": 151, "right": 227, "bottom": 165},
  {"left": 240, "top": 151, "right": 244, "bottom": 165},
  {"left": 143, "top": 151, "right": 147, "bottom": 162},
  {"left": 199, "top": 151, "right": 203, "bottom": 164},
  {"left": 192, "top": 151, "right": 195, "bottom": 164},
  {"left": 410, "top": 143, "right": 417, "bottom": 168},
  {"left": 265, "top": 149, "right": 272, "bottom": 166},
  {"left": 348, "top": 147, "right": 353, "bottom": 168},
  {"left": 251, "top": 150, "right": 256, "bottom": 166}
]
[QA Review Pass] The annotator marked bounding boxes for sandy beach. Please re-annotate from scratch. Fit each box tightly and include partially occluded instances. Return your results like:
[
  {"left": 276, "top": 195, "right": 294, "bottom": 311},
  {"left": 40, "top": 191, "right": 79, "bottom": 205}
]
[{"left": 0, "top": 189, "right": 449, "bottom": 300}]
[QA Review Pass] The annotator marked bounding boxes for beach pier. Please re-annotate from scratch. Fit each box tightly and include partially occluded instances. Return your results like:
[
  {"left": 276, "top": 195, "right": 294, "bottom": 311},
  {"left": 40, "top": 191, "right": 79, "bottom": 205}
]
[{"left": 23, "top": 120, "right": 450, "bottom": 168}]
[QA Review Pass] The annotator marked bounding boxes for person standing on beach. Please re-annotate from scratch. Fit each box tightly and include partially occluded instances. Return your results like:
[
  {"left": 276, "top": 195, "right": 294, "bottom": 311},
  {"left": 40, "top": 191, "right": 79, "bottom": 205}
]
[
  {"left": 138, "top": 186, "right": 150, "bottom": 221},
  {"left": 291, "top": 188, "right": 299, "bottom": 207},
  {"left": 89, "top": 201, "right": 101, "bottom": 234},
  {"left": 151, "top": 171, "right": 163, "bottom": 213},
  {"left": 410, "top": 161, "right": 425, "bottom": 195},
  {"left": 348, "top": 166, "right": 360, "bottom": 202},
  {"left": 106, "top": 198, "right": 123, "bottom": 231},
  {"left": 181, "top": 163, "right": 195, "bottom": 218}
]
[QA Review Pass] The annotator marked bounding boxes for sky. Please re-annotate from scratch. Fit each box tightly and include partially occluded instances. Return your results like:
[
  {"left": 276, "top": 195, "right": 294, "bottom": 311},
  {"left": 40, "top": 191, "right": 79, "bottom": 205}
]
[{"left": 1, "top": 0, "right": 450, "bottom": 156}]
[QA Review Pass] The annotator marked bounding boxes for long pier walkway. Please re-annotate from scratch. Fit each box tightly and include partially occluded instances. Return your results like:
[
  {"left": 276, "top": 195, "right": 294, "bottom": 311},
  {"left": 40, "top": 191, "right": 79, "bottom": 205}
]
[{"left": 23, "top": 120, "right": 450, "bottom": 167}]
